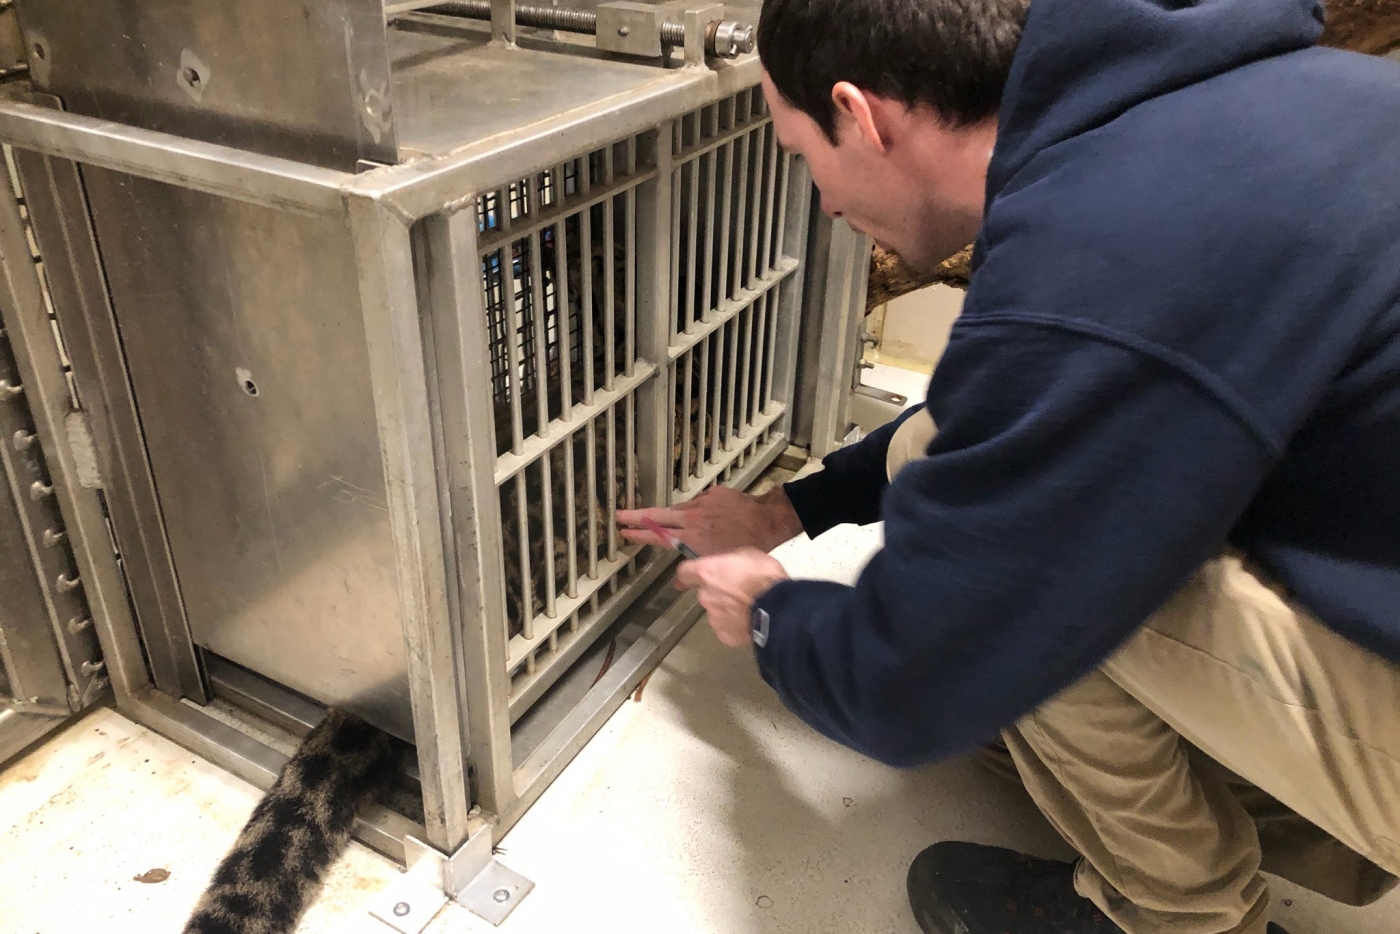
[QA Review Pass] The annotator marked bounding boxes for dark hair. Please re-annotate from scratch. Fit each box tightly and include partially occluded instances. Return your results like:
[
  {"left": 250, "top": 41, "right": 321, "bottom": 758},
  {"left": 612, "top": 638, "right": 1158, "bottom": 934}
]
[{"left": 758, "top": 0, "right": 1030, "bottom": 140}]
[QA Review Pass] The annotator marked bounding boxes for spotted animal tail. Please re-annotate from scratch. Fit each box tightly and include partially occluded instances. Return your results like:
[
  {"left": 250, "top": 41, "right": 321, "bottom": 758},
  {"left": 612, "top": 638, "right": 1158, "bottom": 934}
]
[{"left": 182, "top": 709, "right": 403, "bottom": 934}]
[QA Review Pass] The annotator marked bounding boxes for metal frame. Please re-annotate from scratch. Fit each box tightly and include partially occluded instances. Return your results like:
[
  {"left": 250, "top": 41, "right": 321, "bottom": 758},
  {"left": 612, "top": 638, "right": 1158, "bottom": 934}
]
[
  {"left": 0, "top": 43, "right": 852, "bottom": 908},
  {"left": 0, "top": 147, "right": 111, "bottom": 762},
  {"left": 793, "top": 211, "right": 871, "bottom": 457}
]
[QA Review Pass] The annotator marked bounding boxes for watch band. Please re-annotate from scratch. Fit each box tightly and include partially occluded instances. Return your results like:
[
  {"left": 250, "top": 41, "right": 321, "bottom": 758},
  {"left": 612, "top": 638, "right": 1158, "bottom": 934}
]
[{"left": 750, "top": 606, "right": 771, "bottom": 648}]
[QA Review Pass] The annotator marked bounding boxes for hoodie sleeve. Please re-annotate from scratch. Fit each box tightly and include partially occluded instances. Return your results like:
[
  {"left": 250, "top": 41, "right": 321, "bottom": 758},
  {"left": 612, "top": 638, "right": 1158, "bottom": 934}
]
[
  {"left": 781, "top": 405, "right": 923, "bottom": 537},
  {"left": 753, "top": 317, "right": 1279, "bottom": 765}
]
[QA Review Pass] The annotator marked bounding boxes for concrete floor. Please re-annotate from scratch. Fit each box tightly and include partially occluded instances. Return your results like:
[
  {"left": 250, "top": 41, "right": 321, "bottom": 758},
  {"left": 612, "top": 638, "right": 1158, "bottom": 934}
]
[{"left": 2, "top": 520, "right": 1396, "bottom": 934}]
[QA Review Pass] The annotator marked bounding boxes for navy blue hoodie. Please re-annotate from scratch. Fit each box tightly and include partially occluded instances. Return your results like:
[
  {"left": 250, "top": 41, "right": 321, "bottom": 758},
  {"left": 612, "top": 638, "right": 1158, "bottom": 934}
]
[{"left": 758, "top": 0, "right": 1400, "bottom": 767}]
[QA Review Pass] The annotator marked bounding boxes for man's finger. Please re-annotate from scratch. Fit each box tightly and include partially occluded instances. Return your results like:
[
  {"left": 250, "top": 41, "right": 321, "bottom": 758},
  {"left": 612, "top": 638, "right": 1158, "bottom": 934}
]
[
  {"left": 618, "top": 527, "right": 668, "bottom": 547},
  {"left": 615, "top": 506, "right": 687, "bottom": 529}
]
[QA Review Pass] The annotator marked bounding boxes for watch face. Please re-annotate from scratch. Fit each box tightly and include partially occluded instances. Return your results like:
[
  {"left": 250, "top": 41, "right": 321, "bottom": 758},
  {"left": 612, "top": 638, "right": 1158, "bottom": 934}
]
[{"left": 751, "top": 607, "right": 770, "bottom": 648}]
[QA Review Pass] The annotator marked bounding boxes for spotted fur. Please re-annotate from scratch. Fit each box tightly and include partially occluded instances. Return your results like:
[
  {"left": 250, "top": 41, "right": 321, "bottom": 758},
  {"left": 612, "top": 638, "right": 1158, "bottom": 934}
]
[{"left": 182, "top": 710, "right": 403, "bottom": 934}]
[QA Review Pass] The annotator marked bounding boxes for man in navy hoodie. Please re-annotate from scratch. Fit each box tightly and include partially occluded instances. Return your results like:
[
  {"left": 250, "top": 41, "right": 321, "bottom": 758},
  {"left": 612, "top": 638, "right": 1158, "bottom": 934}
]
[{"left": 617, "top": 0, "right": 1400, "bottom": 931}]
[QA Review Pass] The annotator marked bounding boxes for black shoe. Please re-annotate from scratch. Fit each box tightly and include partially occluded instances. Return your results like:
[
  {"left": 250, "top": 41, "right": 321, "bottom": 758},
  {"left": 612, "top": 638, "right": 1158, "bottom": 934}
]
[{"left": 907, "top": 842, "right": 1124, "bottom": 933}]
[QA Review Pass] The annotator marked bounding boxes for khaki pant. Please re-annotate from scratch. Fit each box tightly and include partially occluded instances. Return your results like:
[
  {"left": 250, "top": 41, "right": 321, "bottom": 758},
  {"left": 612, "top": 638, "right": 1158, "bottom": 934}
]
[{"left": 887, "top": 410, "right": 1400, "bottom": 934}]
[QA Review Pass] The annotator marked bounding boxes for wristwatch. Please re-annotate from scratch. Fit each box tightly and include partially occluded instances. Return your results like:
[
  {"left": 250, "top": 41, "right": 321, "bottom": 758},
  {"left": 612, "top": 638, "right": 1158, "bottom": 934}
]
[{"left": 750, "top": 605, "right": 770, "bottom": 648}]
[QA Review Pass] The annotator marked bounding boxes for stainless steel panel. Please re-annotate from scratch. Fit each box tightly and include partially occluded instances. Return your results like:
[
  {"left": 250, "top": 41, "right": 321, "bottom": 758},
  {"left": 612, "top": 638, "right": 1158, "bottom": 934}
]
[
  {"left": 78, "top": 167, "right": 414, "bottom": 741},
  {"left": 14, "top": 0, "right": 398, "bottom": 169},
  {"left": 389, "top": 22, "right": 668, "bottom": 160}
]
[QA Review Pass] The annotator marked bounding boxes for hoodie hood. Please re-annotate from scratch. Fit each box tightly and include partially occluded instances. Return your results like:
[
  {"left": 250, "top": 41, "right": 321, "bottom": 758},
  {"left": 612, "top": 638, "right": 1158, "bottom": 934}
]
[{"left": 988, "top": 0, "right": 1325, "bottom": 198}]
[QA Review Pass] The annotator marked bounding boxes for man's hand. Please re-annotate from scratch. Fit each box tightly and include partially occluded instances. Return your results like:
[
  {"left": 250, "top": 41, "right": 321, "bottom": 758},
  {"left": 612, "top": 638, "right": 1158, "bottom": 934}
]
[
  {"left": 675, "top": 548, "right": 788, "bottom": 647},
  {"left": 616, "top": 486, "right": 804, "bottom": 557}
]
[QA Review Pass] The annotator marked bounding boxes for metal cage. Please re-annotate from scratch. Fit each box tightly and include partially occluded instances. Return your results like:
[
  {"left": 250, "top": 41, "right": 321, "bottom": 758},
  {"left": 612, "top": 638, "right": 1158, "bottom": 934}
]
[{"left": 0, "top": 0, "right": 868, "bottom": 914}]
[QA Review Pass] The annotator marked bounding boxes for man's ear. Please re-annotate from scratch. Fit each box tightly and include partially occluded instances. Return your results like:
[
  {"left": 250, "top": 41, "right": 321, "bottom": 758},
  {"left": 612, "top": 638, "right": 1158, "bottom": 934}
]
[{"left": 831, "top": 81, "right": 889, "bottom": 152}]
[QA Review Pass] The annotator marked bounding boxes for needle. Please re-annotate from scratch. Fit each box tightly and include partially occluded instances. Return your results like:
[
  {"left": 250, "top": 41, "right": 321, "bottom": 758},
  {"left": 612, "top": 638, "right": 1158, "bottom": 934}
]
[{"left": 638, "top": 516, "right": 700, "bottom": 560}]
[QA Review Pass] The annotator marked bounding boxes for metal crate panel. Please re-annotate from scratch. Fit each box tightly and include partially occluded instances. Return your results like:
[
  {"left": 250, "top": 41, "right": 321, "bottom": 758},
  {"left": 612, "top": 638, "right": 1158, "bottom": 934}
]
[
  {"left": 668, "top": 89, "right": 802, "bottom": 498},
  {"left": 467, "top": 87, "right": 810, "bottom": 720}
]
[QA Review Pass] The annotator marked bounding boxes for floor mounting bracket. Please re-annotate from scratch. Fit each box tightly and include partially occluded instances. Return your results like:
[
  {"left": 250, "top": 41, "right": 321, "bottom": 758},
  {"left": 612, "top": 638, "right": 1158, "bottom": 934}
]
[{"left": 367, "top": 825, "right": 534, "bottom": 931}]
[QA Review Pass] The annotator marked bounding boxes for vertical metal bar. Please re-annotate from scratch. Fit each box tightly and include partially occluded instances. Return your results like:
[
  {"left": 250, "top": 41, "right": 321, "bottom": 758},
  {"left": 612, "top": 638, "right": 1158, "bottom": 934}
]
[
  {"left": 634, "top": 125, "right": 673, "bottom": 507},
  {"left": 515, "top": 472, "right": 533, "bottom": 639},
  {"left": 752, "top": 292, "right": 770, "bottom": 421},
  {"left": 625, "top": 393, "right": 636, "bottom": 510},
  {"left": 347, "top": 195, "right": 471, "bottom": 850},
  {"left": 605, "top": 402, "right": 618, "bottom": 558},
  {"left": 563, "top": 436, "right": 578, "bottom": 598},
  {"left": 701, "top": 150, "right": 717, "bottom": 320},
  {"left": 585, "top": 419, "right": 599, "bottom": 578},
  {"left": 529, "top": 230, "right": 550, "bottom": 437},
  {"left": 708, "top": 333, "right": 722, "bottom": 460},
  {"left": 716, "top": 142, "right": 734, "bottom": 306},
  {"left": 668, "top": 160, "right": 682, "bottom": 337},
  {"left": 723, "top": 317, "right": 739, "bottom": 449},
  {"left": 503, "top": 245, "right": 526, "bottom": 453},
  {"left": 580, "top": 204, "right": 595, "bottom": 405},
  {"left": 602, "top": 197, "right": 616, "bottom": 392},
  {"left": 679, "top": 348, "right": 693, "bottom": 492},
  {"left": 746, "top": 127, "right": 763, "bottom": 288},
  {"left": 624, "top": 187, "right": 636, "bottom": 378},
  {"left": 684, "top": 157, "right": 700, "bottom": 330},
  {"left": 760, "top": 123, "right": 780, "bottom": 276},
  {"left": 696, "top": 334, "right": 711, "bottom": 470},
  {"left": 738, "top": 304, "right": 754, "bottom": 429},
  {"left": 730, "top": 133, "right": 750, "bottom": 299},
  {"left": 554, "top": 217, "right": 573, "bottom": 418},
  {"left": 773, "top": 151, "right": 793, "bottom": 260},
  {"left": 666, "top": 363, "right": 678, "bottom": 494},
  {"left": 763, "top": 290, "right": 779, "bottom": 410},
  {"left": 498, "top": 187, "right": 513, "bottom": 232},
  {"left": 540, "top": 452, "right": 557, "bottom": 620}
]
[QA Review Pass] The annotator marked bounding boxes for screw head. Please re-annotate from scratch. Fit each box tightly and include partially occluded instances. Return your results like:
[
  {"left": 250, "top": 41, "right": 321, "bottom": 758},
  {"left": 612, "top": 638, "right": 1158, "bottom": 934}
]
[
  {"left": 492, "top": 887, "right": 511, "bottom": 903},
  {"left": 392, "top": 901, "right": 411, "bottom": 917},
  {"left": 182, "top": 66, "right": 201, "bottom": 87},
  {"left": 618, "top": 25, "right": 630, "bottom": 36}
]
